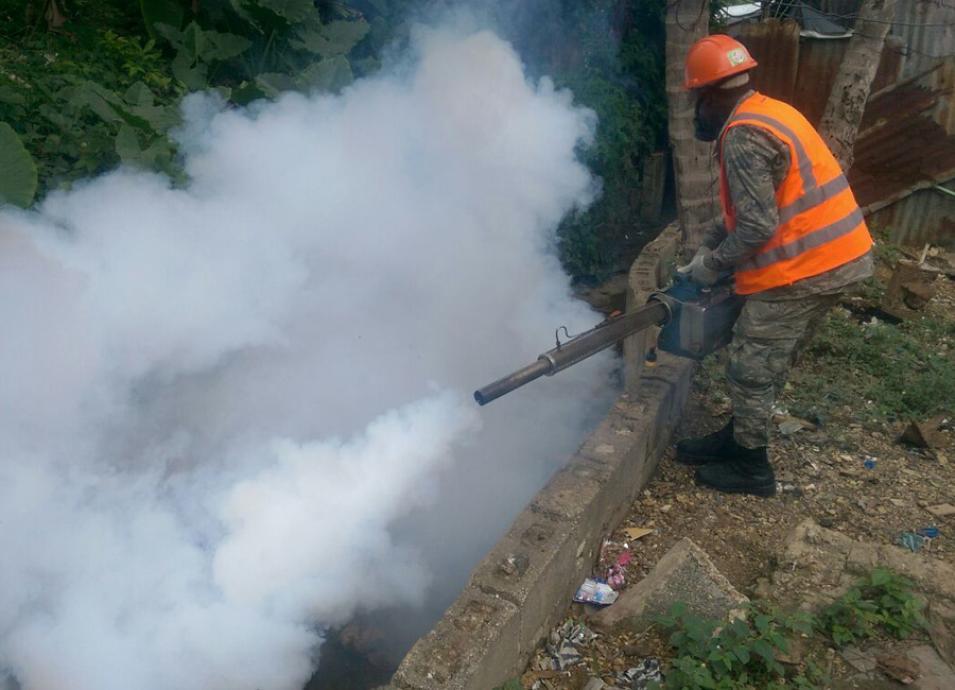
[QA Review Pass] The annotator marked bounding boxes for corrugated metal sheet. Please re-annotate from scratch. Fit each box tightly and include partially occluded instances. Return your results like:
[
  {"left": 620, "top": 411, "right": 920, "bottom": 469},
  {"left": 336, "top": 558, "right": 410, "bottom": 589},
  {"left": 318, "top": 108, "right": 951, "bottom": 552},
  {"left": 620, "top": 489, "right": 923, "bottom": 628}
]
[
  {"left": 793, "top": 36, "right": 847, "bottom": 125},
  {"left": 816, "top": 0, "right": 955, "bottom": 79},
  {"left": 868, "top": 185, "right": 955, "bottom": 247},
  {"left": 732, "top": 19, "right": 900, "bottom": 126},
  {"left": 894, "top": 0, "right": 955, "bottom": 79},
  {"left": 732, "top": 19, "right": 801, "bottom": 104},
  {"left": 850, "top": 60, "right": 955, "bottom": 210}
]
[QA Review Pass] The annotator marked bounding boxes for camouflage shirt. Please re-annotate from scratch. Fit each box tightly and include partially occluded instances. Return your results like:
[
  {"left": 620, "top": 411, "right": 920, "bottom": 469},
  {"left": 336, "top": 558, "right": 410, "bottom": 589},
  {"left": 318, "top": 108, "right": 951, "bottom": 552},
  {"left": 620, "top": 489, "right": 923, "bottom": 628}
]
[{"left": 703, "top": 93, "right": 873, "bottom": 301}]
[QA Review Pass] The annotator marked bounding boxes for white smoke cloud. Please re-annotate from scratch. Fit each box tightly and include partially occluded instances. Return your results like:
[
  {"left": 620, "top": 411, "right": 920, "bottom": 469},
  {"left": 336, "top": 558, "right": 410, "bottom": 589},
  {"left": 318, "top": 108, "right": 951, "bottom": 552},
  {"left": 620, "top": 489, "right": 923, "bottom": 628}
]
[{"left": 0, "top": 27, "right": 615, "bottom": 690}]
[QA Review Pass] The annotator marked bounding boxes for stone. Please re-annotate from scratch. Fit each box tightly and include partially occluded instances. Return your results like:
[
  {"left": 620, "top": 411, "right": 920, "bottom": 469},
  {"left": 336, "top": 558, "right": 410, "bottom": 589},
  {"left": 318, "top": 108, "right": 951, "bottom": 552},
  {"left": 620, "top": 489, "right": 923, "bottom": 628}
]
[
  {"left": 926, "top": 503, "right": 955, "bottom": 518},
  {"left": 582, "top": 679, "right": 623, "bottom": 690},
  {"left": 904, "top": 644, "right": 955, "bottom": 690},
  {"left": 928, "top": 600, "right": 955, "bottom": 667},
  {"left": 901, "top": 417, "right": 949, "bottom": 449},
  {"left": 836, "top": 645, "right": 955, "bottom": 690},
  {"left": 880, "top": 260, "right": 938, "bottom": 320},
  {"left": 588, "top": 538, "right": 748, "bottom": 632},
  {"left": 876, "top": 652, "right": 920, "bottom": 684},
  {"left": 840, "top": 645, "right": 877, "bottom": 673}
]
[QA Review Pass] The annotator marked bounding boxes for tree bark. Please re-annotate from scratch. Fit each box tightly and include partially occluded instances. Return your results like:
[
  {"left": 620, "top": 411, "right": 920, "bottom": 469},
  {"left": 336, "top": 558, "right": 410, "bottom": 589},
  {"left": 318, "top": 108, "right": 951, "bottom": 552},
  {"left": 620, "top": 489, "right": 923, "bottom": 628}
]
[
  {"left": 665, "top": 0, "right": 719, "bottom": 251},
  {"left": 818, "top": 0, "right": 898, "bottom": 171}
]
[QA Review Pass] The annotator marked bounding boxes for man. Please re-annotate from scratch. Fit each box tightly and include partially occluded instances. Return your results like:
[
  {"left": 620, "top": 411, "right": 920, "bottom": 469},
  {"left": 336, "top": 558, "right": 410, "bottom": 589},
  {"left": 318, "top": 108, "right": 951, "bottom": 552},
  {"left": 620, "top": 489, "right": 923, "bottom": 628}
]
[{"left": 675, "top": 34, "right": 874, "bottom": 497}]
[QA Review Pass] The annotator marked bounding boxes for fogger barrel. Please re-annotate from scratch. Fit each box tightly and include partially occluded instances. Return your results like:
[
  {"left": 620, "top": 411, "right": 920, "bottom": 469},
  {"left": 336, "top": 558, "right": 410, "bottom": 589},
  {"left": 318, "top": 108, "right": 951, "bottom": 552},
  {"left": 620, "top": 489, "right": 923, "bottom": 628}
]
[{"left": 473, "top": 300, "right": 670, "bottom": 406}]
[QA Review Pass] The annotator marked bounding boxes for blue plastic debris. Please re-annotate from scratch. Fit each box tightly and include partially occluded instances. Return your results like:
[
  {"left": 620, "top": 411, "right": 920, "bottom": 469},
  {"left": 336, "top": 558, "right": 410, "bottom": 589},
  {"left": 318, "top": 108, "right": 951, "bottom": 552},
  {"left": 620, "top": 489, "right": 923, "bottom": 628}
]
[
  {"left": 897, "top": 532, "right": 928, "bottom": 552},
  {"left": 863, "top": 457, "right": 877, "bottom": 470},
  {"left": 917, "top": 526, "right": 940, "bottom": 539}
]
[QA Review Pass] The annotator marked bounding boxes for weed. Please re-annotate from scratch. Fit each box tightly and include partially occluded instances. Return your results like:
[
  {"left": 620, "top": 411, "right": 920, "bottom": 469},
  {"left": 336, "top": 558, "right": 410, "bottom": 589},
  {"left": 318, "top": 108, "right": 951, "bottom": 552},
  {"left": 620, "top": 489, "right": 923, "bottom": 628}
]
[
  {"left": 785, "top": 306, "right": 955, "bottom": 424},
  {"left": 818, "top": 568, "right": 926, "bottom": 648},
  {"left": 652, "top": 603, "right": 822, "bottom": 690}
]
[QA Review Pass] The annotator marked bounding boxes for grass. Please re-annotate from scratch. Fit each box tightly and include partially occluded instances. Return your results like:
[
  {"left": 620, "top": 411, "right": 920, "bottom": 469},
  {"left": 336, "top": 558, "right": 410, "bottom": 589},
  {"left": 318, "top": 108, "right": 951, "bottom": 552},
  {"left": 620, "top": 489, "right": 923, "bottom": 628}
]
[{"left": 784, "top": 302, "right": 955, "bottom": 425}]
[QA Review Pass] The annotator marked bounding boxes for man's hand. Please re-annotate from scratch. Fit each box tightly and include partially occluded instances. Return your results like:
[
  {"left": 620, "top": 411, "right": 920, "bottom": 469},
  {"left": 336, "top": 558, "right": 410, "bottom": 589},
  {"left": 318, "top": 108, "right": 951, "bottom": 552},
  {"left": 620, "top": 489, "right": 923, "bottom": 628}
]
[{"left": 677, "top": 247, "right": 721, "bottom": 286}]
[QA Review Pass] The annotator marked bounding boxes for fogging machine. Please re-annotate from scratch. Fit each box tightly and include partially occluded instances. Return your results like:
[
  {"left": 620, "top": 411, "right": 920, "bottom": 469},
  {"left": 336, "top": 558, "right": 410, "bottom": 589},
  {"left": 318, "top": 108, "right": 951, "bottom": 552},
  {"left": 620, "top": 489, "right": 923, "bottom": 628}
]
[{"left": 473, "top": 274, "right": 743, "bottom": 405}]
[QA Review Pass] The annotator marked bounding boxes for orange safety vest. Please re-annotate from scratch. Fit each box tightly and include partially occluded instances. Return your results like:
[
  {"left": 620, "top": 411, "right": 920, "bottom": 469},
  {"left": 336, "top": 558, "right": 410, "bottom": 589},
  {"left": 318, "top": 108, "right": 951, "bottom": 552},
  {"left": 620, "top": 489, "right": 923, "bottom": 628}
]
[{"left": 719, "top": 92, "right": 872, "bottom": 295}]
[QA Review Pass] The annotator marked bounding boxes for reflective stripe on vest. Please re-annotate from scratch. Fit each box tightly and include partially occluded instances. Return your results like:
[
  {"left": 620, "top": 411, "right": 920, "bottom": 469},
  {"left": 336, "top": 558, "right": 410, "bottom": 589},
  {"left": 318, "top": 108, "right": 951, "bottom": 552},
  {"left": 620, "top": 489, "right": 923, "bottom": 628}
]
[{"left": 719, "top": 93, "right": 872, "bottom": 294}]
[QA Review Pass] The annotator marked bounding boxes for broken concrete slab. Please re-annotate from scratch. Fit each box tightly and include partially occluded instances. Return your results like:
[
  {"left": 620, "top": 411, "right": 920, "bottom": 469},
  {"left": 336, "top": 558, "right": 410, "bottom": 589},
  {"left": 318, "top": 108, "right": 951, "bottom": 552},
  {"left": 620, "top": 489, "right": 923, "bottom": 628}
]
[
  {"left": 588, "top": 538, "right": 748, "bottom": 632},
  {"left": 901, "top": 416, "right": 950, "bottom": 449},
  {"left": 906, "top": 644, "right": 955, "bottom": 690},
  {"left": 836, "top": 644, "right": 955, "bottom": 690},
  {"left": 928, "top": 600, "right": 955, "bottom": 670},
  {"left": 880, "top": 260, "right": 939, "bottom": 319},
  {"left": 876, "top": 651, "right": 921, "bottom": 685},
  {"left": 762, "top": 519, "right": 955, "bottom": 668}
]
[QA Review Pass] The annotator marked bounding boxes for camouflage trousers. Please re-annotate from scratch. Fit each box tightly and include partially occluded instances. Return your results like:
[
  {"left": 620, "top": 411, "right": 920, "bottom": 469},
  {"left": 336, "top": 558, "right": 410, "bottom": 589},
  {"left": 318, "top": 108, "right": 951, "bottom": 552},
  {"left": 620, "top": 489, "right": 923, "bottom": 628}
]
[{"left": 727, "top": 293, "right": 842, "bottom": 449}]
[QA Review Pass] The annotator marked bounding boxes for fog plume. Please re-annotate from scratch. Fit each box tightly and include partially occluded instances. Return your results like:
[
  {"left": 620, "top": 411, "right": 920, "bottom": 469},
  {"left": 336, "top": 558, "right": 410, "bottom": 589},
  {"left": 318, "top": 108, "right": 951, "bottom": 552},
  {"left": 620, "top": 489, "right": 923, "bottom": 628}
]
[{"left": 0, "top": 27, "right": 615, "bottom": 690}]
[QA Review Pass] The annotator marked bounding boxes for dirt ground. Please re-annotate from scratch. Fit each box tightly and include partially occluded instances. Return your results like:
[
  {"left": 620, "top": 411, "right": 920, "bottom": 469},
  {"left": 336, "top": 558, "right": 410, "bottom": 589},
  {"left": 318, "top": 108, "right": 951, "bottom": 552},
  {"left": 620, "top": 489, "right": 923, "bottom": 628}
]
[{"left": 526, "top": 255, "right": 955, "bottom": 689}]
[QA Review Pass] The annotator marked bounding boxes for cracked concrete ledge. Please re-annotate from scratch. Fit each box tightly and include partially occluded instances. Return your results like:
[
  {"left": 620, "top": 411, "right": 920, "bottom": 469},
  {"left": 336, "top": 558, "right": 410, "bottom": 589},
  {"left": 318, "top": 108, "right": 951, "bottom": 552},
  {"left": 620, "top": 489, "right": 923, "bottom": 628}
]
[{"left": 389, "top": 224, "right": 691, "bottom": 690}]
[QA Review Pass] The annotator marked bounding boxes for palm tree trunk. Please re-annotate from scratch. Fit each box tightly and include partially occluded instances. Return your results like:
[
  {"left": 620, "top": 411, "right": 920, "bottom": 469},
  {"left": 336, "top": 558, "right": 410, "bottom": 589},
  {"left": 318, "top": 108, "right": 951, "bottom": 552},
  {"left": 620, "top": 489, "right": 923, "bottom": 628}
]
[
  {"left": 819, "top": 0, "right": 898, "bottom": 171},
  {"left": 665, "top": 0, "right": 719, "bottom": 251}
]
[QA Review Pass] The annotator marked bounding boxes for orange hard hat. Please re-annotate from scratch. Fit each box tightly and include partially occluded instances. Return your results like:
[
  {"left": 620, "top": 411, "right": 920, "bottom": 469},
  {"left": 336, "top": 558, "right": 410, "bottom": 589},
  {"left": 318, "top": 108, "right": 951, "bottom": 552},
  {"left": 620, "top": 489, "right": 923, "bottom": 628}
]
[{"left": 684, "top": 34, "right": 758, "bottom": 89}]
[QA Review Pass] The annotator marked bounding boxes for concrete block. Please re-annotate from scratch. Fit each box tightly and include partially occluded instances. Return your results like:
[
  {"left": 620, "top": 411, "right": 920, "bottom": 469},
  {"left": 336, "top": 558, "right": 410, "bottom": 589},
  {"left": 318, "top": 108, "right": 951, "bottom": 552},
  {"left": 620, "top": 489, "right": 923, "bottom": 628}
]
[
  {"left": 589, "top": 538, "right": 748, "bottom": 632},
  {"left": 530, "top": 468, "right": 603, "bottom": 521},
  {"left": 391, "top": 588, "right": 521, "bottom": 690},
  {"left": 468, "top": 511, "right": 575, "bottom": 651},
  {"left": 576, "top": 412, "right": 648, "bottom": 471},
  {"left": 633, "top": 378, "right": 679, "bottom": 458}
]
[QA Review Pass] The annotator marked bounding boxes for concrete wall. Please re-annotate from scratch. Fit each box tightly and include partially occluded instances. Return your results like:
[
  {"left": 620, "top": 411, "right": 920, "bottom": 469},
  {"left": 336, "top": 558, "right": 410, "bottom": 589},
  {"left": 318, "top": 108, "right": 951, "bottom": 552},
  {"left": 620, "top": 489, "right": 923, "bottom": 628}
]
[{"left": 389, "top": 224, "right": 693, "bottom": 690}]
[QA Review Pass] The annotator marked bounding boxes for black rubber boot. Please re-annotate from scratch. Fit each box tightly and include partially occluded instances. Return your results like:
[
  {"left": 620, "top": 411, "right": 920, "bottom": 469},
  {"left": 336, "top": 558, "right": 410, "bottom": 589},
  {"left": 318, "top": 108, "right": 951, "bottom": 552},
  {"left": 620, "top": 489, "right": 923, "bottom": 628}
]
[
  {"left": 675, "top": 419, "right": 735, "bottom": 466},
  {"left": 694, "top": 445, "right": 776, "bottom": 497}
]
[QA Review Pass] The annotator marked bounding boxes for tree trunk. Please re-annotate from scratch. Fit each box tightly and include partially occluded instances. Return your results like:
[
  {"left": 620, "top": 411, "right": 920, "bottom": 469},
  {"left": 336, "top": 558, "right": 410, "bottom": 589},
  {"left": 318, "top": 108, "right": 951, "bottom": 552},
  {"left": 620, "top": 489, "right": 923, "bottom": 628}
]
[
  {"left": 818, "top": 0, "right": 898, "bottom": 171},
  {"left": 665, "top": 0, "right": 719, "bottom": 252}
]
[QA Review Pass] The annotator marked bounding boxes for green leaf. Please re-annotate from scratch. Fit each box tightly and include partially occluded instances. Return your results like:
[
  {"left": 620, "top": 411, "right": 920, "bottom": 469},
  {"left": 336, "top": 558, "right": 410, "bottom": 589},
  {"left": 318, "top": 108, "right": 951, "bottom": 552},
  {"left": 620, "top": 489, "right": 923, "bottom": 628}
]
[
  {"left": 122, "top": 83, "right": 179, "bottom": 131},
  {"left": 231, "top": 80, "right": 266, "bottom": 105},
  {"left": 140, "top": 0, "right": 184, "bottom": 40},
  {"left": 298, "top": 56, "right": 353, "bottom": 92},
  {"left": 291, "top": 18, "right": 370, "bottom": 56},
  {"left": 228, "top": 0, "right": 264, "bottom": 31},
  {"left": 115, "top": 124, "right": 145, "bottom": 163},
  {"left": 255, "top": 0, "right": 314, "bottom": 22},
  {"left": 254, "top": 72, "right": 297, "bottom": 98},
  {"left": 870, "top": 569, "right": 892, "bottom": 587},
  {"left": 172, "top": 53, "right": 209, "bottom": 90},
  {"left": 751, "top": 639, "right": 777, "bottom": 663},
  {"left": 115, "top": 124, "right": 175, "bottom": 170},
  {"left": 164, "top": 22, "right": 251, "bottom": 65},
  {"left": 204, "top": 29, "right": 253, "bottom": 61},
  {"left": 0, "top": 86, "right": 27, "bottom": 106},
  {"left": 62, "top": 83, "right": 124, "bottom": 124},
  {"left": 0, "top": 123, "right": 37, "bottom": 207}
]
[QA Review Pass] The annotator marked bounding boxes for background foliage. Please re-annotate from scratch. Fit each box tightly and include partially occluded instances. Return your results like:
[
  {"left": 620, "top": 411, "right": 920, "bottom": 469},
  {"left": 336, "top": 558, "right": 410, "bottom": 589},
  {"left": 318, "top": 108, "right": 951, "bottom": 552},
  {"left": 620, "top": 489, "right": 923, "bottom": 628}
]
[{"left": 0, "top": 0, "right": 673, "bottom": 280}]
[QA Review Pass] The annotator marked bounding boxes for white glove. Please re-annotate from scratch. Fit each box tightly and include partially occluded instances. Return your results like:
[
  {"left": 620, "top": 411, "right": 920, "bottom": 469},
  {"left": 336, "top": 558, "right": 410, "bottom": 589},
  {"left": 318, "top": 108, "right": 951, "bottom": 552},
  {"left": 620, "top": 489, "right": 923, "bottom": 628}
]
[{"left": 677, "top": 246, "right": 721, "bottom": 286}]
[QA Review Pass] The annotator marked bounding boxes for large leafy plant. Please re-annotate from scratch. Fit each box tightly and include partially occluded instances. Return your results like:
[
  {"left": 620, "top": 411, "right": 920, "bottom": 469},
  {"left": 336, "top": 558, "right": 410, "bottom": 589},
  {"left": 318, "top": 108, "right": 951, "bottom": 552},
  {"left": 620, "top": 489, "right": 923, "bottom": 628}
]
[
  {"left": 0, "top": 0, "right": 370, "bottom": 203},
  {"left": 147, "top": 0, "right": 369, "bottom": 99}
]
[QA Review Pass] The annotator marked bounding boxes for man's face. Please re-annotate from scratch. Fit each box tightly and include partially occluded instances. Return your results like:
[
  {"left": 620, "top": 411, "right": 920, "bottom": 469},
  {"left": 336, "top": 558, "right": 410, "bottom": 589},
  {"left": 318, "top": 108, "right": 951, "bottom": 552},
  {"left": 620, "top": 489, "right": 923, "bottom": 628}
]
[{"left": 693, "top": 86, "right": 725, "bottom": 143}]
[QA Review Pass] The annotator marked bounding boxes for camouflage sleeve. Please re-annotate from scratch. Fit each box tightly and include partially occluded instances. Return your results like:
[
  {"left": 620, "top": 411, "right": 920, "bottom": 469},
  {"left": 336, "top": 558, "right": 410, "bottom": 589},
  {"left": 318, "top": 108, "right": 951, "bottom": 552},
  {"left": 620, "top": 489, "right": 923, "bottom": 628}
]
[
  {"left": 708, "top": 125, "right": 789, "bottom": 271},
  {"left": 701, "top": 221, "right": 726, "bottom": 250}
]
